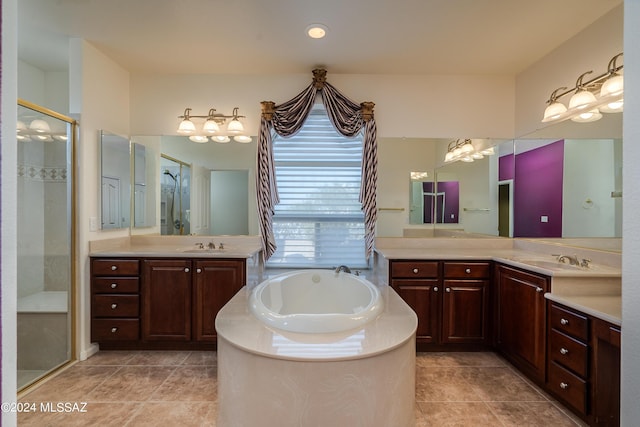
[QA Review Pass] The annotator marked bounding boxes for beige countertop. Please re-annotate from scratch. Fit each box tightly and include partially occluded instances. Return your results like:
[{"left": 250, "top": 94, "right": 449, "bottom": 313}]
[
  {"left": 89, "top": 235, "right": 262, "bottom": 259},
  {"left": 545, "top": 293, "right": 621, "bottom": 326}
]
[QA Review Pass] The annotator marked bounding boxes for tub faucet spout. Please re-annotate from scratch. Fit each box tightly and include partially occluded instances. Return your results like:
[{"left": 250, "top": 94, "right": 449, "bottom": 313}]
[{"left": 335, "top": 265, "right": 351, "bottom": 274}]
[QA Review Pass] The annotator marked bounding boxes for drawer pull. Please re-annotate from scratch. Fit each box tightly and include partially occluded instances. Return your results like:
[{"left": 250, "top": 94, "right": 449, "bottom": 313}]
[
  {"left": 111, "top": 327, "right": 118, "bottom": 333},
  {"left": 196, "top": 268, "right": 202, "bottom": 273},
  {"left": 560, "top": 382, "right": 569, "bottom": 390},
  {"left": 412, "top": 268, "right": 419, "bottom": 274},
  {"left": 465, "top": 268, "right": 471, "bottom": 274},
  {"left": 560, "top": 318, "right": 569, "bottom": 325},
  {"left": 111, "top": 303, "right": 118, "bottom": 309},
  {"left": 445, "top": 287, "right": 451, "bottom": 293},
  {"left": 111, "top": 265, "right": 118, "bottom": 271},
  {"left": 535, "top": 287, "right": 543, "bottom": 293},
  {"left": 433, "top": 287, "right": 439, "bottom": 292},
  {"left": 560, "top": 348, "right": 569, "bottom": 355},
  {"left": 184, "top": 268, "right": 190, "bottom": 273},
  {"left": 111, "top": 283, "right": 117, "bottom": 289}
]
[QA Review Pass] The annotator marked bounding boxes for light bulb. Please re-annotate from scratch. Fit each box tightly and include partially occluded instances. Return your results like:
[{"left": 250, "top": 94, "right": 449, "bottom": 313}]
[{"left": 189, "top": 135, "right": 209, "bottom": 143}]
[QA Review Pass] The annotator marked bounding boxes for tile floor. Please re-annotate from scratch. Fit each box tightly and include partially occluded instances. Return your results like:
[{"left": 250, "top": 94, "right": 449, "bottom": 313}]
[{"left": 18, "top": 351, "right": 586, "bottom": 426}]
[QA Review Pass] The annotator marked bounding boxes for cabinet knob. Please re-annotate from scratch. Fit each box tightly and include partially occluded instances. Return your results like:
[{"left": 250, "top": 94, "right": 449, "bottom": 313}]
[
  {"left": 433, "top": 286, "right": 439, "bottom": 292},
  {"left": 560, "top": 348, "right": 569, "bottom": 355},
  {"left": 196, "top": 268, "right": 202, "bottom": 273},
  {"left": 111, "top": 303, "right": 118, "bottom": 309},
  {"left": 184, "top": 268, "right": 190, "bottom": 273},
  {"left": 111, "top": 283, "right": 117, "bottom": 289},
  {"left": 111, "top": 265, "right": 118, "bottom": 271},
  {"left": 560, "top": 382, "right": 569, "bottom": 390},
  {"left": 535, "top": 287, "right": 543, "bottom": 293},
  {"left": 412, "top": 268, "right": 419, "bottom": 274},
  {"left": 111, "top": 327, "right": 118, "bottom": 333},
  {"left": 465, "top": 268, "right": 471, "bottom": 274},
  {"left": 560, "top": 318, "right": 569, "bottom": 325},
  {"left": 445, "top": 287, "right": 451, "bottom": 293}
]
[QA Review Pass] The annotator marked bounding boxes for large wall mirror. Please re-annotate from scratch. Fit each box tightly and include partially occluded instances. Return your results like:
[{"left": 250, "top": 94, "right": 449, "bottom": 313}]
[{"left": 100, "top": 131, "right": 131, "bottom": 229}]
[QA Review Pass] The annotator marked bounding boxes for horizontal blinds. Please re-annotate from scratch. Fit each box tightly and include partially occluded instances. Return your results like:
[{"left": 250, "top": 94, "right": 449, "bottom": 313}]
[{"left": 267, "top": 107, "right": 367, "bottom": 269}]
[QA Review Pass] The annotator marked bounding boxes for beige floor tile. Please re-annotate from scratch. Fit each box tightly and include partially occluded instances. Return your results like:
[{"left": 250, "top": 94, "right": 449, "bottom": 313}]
[
  {"left": 19, "top": 365, "right": 119, "bottom": 403},
  {"left": 417, "top": 401, "right": 503, "bottom": 426},
  {"left": 125, "top": 351, "right": 191, "bottom": 366},
  {"left": 181, "top": 351, "right": 217, "bottom": 366},
  {"left": 415, "top": 367, "right": 483, "bottom": 402},
  {"left": 487, "top": 401, "right": 581, "bottom": 426},
  {"left": 416, "top": 352, "right": 507, "bottom": 368},
  {"left": 17, "top": 402, "right": 142, "bottom": 427},
  {"left": 458, "top": 366, "right": 547, "bottom": 402},
  {"left": 79, "top": 350, "right": 141, "bottom": 366},
  {"left": 126, "top": 401, "right": 217, "bottom": 427},
  {"left": 151, "top": 366, "right": 217, "bottom": 402},
  {"left": 86, "top": 366, "right": 176, "bottom": 402}
]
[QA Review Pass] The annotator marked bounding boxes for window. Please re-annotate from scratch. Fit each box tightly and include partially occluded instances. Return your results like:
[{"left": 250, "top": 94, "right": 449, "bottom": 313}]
[{"left": 267, "top": 104, "right": 366, "bottom": 268}]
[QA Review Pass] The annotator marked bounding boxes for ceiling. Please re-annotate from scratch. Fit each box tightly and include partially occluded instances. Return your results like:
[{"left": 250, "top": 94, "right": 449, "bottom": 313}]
[{"left": 18, "top": 0, "right": 621, "bottom": 76}]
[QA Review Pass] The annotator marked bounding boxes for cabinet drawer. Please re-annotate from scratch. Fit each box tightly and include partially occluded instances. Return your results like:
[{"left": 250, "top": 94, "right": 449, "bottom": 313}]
[
  {"left": 92, "top": 259, "right": 139, "bottom": 276},
  {"left": 548, "top": 361, "right": 587, "bottom": 414},
  {"left": 391, "top": 261, "right": 438, "bottom": 278},
  {"left": 443, "top": 262, "right": 490, "bottom": 278},
  {"left": 550, "top": 304, "right": 589, "bottom": 341},
  {"left": 92, "top": 295, "right": 139, "bottom": 317},
  {"left": 92, "top": 277, "right": 139, "bottom": 293},
  {"left": 91, "top": 319, "right": 140, "bottom": 341},
  {"left": 549, "top": 329, "right": 588, "bottom": 377}
]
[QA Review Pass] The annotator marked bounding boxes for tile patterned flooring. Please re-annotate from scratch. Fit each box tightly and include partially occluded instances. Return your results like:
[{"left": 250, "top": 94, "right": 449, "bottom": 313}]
[{"left": 18, "top": 351, "right": 587, "bottom": 426}]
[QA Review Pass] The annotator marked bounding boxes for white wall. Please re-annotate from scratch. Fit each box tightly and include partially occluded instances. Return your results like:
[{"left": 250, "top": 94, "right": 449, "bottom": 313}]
[
  {"left": 621, "top": 0, "right": 640, "bottom": 423},
  {"left": 130, "top": 73, "right": 515, "bottom": 139},
  {"left": 68, "top": 39, "right": 131, "bottom": 359}
]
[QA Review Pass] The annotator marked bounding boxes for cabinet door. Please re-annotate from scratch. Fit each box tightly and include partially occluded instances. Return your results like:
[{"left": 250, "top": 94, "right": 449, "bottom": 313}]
[
  {"left": 495, "top": 264, "right": 549, "bottom": 382},
  {"left": 193, "top": 260, "right": 245, "bottom": 342},
  {"left": 142, "top": 259, "right": 192, "bottom": 341},
  {"left": 392, "top": 279, "right": 440, "bottom": 345},
  {"left": 591, "top": 318, "right": 621, "bottom": 427},
  {"left": 441, "top": 279, "right": 489, "bottom": 344}
]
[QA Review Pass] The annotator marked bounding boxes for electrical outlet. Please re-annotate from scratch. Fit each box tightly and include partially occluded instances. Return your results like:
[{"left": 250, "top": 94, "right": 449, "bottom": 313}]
[
  {"left": 89, "top": 217, "right": 98, "bottom": 231},
  {"left": 541, "top": 215, "right": 549, "bottom": 223}
]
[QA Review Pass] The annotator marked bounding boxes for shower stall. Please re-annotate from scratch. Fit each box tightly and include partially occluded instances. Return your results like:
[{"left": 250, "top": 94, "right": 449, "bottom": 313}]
[
  {"left": 160, "top": 155, "right": 191, "bottom": 235},
  {"left": 16, "top": 100, "right": 76, "bottom": 390}
]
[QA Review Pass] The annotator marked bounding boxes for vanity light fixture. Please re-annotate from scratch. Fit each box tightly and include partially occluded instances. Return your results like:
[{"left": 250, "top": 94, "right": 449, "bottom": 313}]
[
  {"left": 541, "top": 53, "right": 623, "bottom": 124},
  {"left": 177, "top": 107, "right": 251, "bottom": 143},
  {"left": 444, "top": 139, "right": 495, "bottom": 164}
]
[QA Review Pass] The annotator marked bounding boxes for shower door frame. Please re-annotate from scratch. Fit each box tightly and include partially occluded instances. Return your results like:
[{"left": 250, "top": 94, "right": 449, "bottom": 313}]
[{"left": 17, "top": 99, "right": 78, "bottom": 393}]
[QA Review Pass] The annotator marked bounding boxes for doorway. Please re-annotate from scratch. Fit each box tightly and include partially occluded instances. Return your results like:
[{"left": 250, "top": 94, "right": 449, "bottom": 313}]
[{"left": 498, "top": 180, "right": 513, "bottom": 237}]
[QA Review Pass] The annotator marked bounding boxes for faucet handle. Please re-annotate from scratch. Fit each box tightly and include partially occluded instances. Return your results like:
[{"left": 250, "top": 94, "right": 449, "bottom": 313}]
[{"left": 195, "top": 242, "right": 204, "bottom": 249}]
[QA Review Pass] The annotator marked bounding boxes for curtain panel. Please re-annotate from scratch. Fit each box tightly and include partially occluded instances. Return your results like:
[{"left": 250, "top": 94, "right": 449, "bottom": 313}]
[{"left": 256, "top": 69, "right": 377, "bottom": 261}]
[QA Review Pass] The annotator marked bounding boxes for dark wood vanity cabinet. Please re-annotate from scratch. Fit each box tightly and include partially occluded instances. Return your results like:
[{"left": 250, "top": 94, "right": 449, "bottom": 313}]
[
  {"left": 390, "top": 260, "right": 491, "bottom": 349},
  {"left": 91, "top": 256, "right": 245, "bottom": 349},
  {"left": 494, "top": 263, "right": 550, "bottom": 384},
  {"left": 547, "top": 301, "right": 621, "bottom": 426}
]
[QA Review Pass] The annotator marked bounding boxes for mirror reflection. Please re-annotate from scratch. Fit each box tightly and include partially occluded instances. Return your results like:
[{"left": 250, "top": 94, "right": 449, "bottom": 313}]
[
  {"left": 132, "top": 143, "right": 157, "bottom": 228},
  {"left": 160, "top": 155, "right": 191, "bottom": 235},
  {"left": 100, "top": 131, "right": 131, "bottom": 229}
]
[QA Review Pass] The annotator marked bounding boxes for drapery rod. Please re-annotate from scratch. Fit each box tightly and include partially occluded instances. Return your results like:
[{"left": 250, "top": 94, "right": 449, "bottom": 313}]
[
  {"left": 378, "top": 207, "right": 405, "bottom": 212},
  {"left": 463, "top": 208, "right": 491, "bottom": 212}
]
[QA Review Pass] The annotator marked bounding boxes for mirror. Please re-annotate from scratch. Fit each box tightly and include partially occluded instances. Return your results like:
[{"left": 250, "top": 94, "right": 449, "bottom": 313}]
[
  {"left": 100, "top": 131, "right": 131, "bottom": 229},
  {"left": 160, "top": 155, "right": 191, "bottom": 235},
  {"left": 132, "top": 143, "right": 157, "bottom": 228}
]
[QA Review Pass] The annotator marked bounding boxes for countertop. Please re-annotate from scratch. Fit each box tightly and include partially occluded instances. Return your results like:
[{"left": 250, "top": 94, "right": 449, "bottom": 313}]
[
  {"left": 375, "top": 240, "right": 622, "bottom": 326},
  {"left": 89, "top": 235, "right": 263, "bottom": 259}
]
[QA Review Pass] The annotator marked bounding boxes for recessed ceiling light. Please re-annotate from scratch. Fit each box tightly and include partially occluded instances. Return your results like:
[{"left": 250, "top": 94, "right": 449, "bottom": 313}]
[{"left": 306, "top": 24, "right": 328, "bottom": 39}]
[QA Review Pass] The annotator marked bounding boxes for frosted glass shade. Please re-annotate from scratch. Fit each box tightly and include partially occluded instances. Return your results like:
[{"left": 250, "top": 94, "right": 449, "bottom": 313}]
[
  {"left": 189, "top": 135, "right": 209, "bottom": 143},
  {"left": 542, "top": 102, "right": 567, "bottom": 122},
  {"left": 203, "top": 119, "right": 220, "bottom": 134},
  {"left": 227, "top": 118, "right": 244, "bottom": 134},
  {"left": 600, "top": 74, "right": 624, "bottom": 97},
  {"left": 177, "top": 119, "right": 196, "bottom": 134},
  {"left": 571, "top": 109, "right": 602, "bottom": 123},
  {"left": 568, "top": 90, "right": 597, "bottom": 110}
]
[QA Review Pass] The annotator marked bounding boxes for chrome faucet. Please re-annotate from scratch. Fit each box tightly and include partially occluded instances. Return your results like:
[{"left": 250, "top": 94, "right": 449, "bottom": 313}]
[
  {"left": 207, "top": 242, "right": 216, "bottom": 250},
  {"left": 556, "top": 254, "right": 580, "bottom": 266},
  {"left": 335, "top": 265, "right": 351, "bottom": 274}
]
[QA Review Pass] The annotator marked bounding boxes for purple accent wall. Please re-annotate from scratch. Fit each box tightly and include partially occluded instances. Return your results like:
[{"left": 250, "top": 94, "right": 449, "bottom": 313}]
[
  {"left": 514, "top": 140, "right": 564, "bottom": 237},
  {"left": 437, "top": 181, "right": 460, "bottom": 223},
  {"left": 422, "top": 182, "right": 434, "bottom": 223},
  {"left": 499, "top": 154, "right": 515, "bottom": 181}
]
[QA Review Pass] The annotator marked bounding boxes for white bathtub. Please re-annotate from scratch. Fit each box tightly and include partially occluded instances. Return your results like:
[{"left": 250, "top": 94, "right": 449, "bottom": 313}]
[{"left": 249, "top": 269, "right": 384, "bottom": 333}]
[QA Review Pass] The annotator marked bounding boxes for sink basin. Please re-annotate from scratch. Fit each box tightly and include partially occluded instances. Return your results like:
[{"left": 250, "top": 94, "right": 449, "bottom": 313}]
[
  {"left": 514, "top": 259, "right": 582, "bottom": 270},
  {"left": 180, "top": 247, "right": 226, "bottom": 254}
]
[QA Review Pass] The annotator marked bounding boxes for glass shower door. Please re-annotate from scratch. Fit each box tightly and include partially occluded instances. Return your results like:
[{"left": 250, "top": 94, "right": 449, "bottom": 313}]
[{"left": 16, "top": 101, "right": 76, "bottom": 390}]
